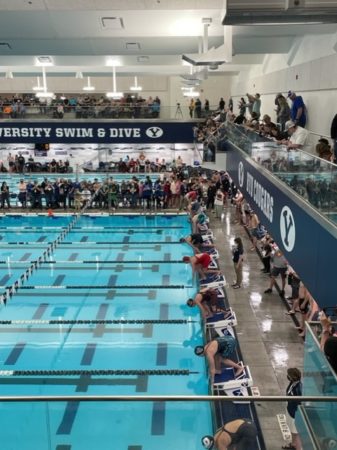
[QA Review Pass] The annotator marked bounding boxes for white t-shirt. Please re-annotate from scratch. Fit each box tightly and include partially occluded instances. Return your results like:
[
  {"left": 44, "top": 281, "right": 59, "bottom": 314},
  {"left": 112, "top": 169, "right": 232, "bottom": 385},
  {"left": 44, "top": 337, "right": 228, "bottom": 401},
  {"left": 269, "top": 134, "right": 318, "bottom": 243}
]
[{"left": 289, "top": 126, "right": 309, "bottom": 147}]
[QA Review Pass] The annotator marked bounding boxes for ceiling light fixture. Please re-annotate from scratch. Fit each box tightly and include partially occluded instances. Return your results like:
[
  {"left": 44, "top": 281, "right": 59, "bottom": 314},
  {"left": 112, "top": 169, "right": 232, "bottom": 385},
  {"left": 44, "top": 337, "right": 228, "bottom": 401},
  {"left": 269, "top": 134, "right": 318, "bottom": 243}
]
[
  {"left": 35, "top": 56, "right": 53, "bottom": 67},
  {"left": 83, "top": 76, "right": 95, "bottom": 91},
  {"left": 106, "top": 65, "right": 123, "bottom": 99},
  {"left": 183, "top": 87, "right": 200, "bottom": 97},
  {"left": 35, "top": 65, "right": 54, "bottom": 98},
  {"left": 130, "top": 76, "right": 142, "bottom": 91},
  {"left": 33, "top": 76, "right": 44, "bottom": 91}
]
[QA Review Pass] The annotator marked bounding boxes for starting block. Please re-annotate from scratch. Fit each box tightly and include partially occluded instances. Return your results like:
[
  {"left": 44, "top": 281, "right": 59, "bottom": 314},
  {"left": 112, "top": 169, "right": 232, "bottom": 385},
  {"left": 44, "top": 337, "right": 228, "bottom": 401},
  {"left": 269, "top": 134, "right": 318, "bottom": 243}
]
[
  {"left": 205, "top": 309, "right": 238, "bottom": 335},
  {"left": 224, "top": 386, "right": 251, "bottom": 404},
  {"left": 200, "top": 273, "right": 226, "bottom": 288},
  {"left": 201, "top": 230, "right": 214, "bottom": 240},
  {"left": 213, "top": 363, "right": 253, "bottom": 390},
  {"left": 204, "top": 247, "right": 219, "bottom": 259}
]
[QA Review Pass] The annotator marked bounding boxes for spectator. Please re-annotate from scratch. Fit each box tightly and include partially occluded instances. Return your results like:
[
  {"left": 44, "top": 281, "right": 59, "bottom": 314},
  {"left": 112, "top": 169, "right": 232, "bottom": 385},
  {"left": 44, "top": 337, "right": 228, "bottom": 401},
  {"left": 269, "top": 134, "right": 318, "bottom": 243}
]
[
  {"left": 238, "top": 97, "right": 247, "bottom": 116},
  {"left": 279, "top": 120, "right": 309, "bottom": 150},
  {"left": 330, "top": 113, "right": 337, "bottom": 162},
  {"left": 195, "top": 98, "right": 202, "bottom": 118},
  {"left": 231, "top": 237, "right": 244, "bottom": 289},
  {"left": 194, "top": 336, "right": 244, "bottom": 382},
  {"left": 287, "top": 91, "right": 307, "bottom": 128},
  {"left": 189, "top": 98, "right": 195, "bottom": 118},
  {"left": 219, "top": 97, "right": 225, "bottom": 111},
  {"left": 214, "top": 188, "right": 225, "bottom": 218},
  {"left": 264, "top": 247, "right": 288, "bottom": 297},
  {"left": 247, "top": 93, "right": 261, "bottom": 119},
  {"left": 1, "top": 181, "right": 10, "bottom": 209},
  {"left": 277, "top": 95, "right": 291, "bottom": 131},
  {"left": 315, "top": 138, "right": 333, "bottom": 161},
  {"left": 204, "top": 99, "right": 210, "bottom": 115},
  {"left": 201, "top": 419, "right": 257, "bottom": 450},
  {"left": 283, "top": 368, "right": 302, "bottom": 450}
]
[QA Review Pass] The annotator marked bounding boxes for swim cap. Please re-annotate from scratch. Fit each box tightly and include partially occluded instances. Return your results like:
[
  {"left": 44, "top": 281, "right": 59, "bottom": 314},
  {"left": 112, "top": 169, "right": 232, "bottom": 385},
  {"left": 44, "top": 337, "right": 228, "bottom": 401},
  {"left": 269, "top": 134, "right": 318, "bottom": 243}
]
[
  {"left": 182, "top": 256, "right": 190, "bottom": 263},
  {"left": 201, "top": 435, "right": 214, "bottom": 449},
  {"left": 186, "top": 299, "right": 194, "bottom": 307},
  {"left": 179, "top": 237, "right": 186, "bottom": 243},
  {"left": 194, "top": 345, "right": 204, "bottom": 356},
  {"left": 198, "top": 213, "right": 206, "bottom": 224}
]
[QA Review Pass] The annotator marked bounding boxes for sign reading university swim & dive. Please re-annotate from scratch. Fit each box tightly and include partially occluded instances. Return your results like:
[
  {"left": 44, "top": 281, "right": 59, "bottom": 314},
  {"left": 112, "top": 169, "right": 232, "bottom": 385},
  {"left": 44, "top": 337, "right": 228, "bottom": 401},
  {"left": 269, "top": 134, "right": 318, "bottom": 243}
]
[
  {"left": 227, "top": 145, "right": 337, "bottom": 309},
  {"left": 0, "top": 122, "right": 195, "bottom": 144}
]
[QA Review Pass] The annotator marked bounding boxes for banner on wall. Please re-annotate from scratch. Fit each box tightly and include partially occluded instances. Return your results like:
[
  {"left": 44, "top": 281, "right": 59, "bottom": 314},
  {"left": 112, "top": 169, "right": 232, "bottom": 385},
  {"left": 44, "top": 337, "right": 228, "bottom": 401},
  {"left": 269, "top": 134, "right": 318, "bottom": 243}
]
[
  {"left": 226, "top": 144, "right": 337, "bottom": 309},
  {"left": 0, "top": 122, "right": 197, "bottom": 144}
]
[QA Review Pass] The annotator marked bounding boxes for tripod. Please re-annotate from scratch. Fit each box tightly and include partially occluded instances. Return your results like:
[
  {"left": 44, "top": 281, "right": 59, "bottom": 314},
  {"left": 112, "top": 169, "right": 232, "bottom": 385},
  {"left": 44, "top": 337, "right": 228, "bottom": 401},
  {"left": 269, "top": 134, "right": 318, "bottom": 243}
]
[{"left": 175, "top": 103, "right": 183, "bottom": 119}]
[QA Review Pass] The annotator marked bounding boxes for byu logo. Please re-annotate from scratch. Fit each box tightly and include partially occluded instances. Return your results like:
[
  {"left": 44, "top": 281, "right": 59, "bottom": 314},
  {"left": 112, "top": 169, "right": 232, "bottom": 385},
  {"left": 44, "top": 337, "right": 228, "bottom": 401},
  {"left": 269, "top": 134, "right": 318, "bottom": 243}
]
[
  {"left": 145, "top": 126, "right": 164, "bottom": 138},
  {"left": 280, "top": 206, "right": 296, "bottom": 252},
  {"left": 238, "top": 162, "right": 244, "bottom": 187}
]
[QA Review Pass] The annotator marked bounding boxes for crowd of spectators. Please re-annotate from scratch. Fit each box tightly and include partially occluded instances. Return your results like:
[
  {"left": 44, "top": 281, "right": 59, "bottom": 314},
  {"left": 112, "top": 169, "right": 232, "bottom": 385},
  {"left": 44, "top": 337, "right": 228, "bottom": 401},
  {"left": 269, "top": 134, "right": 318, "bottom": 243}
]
[
  {"left": 1, "top": 153, "right": 72, "bottom": 174},
  {"left": 0, "top": 94, "right": 162, "bottom": 119}
]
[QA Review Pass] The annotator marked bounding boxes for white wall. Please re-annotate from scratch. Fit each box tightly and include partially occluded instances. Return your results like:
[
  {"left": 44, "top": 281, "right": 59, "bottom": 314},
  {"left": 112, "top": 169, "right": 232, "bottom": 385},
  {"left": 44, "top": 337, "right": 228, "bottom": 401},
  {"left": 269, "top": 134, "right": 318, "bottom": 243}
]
[{"left": 230, "top": 32, "right": 337, "bottom": 142}]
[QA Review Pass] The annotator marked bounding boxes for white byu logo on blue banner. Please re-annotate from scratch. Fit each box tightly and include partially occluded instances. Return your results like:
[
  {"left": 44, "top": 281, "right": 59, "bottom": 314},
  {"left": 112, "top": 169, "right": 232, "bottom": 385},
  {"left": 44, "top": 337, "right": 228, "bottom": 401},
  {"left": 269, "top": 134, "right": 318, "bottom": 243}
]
[{"left": 280, "top": 206, "right": 296, "bottom": 252}]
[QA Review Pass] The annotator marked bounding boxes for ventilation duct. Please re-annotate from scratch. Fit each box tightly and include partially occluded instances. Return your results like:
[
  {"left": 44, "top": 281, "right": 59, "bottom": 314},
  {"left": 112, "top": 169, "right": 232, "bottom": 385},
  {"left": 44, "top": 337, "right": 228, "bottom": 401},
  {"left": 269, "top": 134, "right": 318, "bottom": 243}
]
[{"left": 222, "top": 0, "right": 337, "bottom": 25}]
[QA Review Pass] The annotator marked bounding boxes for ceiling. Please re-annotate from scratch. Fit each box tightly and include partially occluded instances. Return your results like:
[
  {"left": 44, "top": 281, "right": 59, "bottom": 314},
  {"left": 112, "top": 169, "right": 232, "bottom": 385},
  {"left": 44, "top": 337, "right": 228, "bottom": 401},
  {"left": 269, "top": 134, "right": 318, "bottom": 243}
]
[{"left": 0, "top": 0, "right": 336, "bottom": 82}]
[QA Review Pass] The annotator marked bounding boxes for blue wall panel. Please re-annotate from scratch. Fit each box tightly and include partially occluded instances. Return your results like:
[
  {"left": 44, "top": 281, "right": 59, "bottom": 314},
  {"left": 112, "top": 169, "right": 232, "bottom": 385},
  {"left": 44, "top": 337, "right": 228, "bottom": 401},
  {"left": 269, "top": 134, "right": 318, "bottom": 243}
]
[{"left": 226, "top": 145, "right": 337, "bottom": 309}]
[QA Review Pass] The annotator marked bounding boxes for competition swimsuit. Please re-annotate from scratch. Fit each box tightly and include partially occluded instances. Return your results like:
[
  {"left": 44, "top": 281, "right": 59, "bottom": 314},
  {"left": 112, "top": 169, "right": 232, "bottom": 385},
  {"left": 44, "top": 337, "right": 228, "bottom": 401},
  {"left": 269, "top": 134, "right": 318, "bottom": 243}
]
[{"left": 214, "top": 420, "right": 256, "bottom": 448}]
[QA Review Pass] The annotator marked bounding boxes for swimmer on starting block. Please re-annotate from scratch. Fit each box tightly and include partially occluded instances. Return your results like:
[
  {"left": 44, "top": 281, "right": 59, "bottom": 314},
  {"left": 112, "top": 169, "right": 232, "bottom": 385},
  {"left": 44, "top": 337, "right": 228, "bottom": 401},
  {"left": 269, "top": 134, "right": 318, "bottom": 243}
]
[
  {"left": 180, "top": 233, "right": 215, "bottom": 252},
  {"left": 194, "top": 336, "right": 244, "bottom": 383},
  {"left": 201, "top": 418, "right": 257, "bottom": 450},
  {"left": 183, "top": 253, "right": 220, "bottom": 280},
  {"left": 187, "top": 288, "right": 230, "bottom": 319}
]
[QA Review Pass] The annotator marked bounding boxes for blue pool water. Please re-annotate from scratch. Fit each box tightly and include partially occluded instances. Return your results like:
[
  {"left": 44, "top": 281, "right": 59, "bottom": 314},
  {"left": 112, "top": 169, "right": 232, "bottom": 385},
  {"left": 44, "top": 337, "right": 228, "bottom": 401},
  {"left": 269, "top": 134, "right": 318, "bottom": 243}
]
[{"left": 0, "top": 213, "right": 212, "bottom": 450}]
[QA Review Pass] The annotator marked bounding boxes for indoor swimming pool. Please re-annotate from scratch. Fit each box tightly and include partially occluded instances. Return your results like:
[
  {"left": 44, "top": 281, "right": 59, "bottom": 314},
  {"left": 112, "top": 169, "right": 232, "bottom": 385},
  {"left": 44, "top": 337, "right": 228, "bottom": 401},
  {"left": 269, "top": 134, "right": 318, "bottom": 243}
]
[{"left": 0, "top": 213, "right": 212, "bottom": 450}]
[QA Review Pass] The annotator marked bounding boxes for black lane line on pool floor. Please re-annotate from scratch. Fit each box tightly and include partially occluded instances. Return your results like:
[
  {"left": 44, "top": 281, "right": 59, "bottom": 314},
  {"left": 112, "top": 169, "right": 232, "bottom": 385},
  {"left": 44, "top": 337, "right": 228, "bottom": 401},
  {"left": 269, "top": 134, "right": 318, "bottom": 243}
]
[
  {"left": 156, "top": 343, "right": 168, "bottom": 366},
  {"left": 20, "top": 252, "right": 32, "bottom": 261},
  {"left": 56, "top": 445, "right": 71, "bottom": 450},
  {"left": 5, "top": 342, "right": 26, "bottom": 365},
  {"left": 81, "top": 344, "right": 97, "bottom": 365},
  {"left": 57, "top": 401, "right": 80, "bottom": 435},
  {"left": 128, "top": 446, "right": 142, "bottom": 450},
  {"left": 159, "top": 304, "right": 169, "bottom": 320},
  {"left": 68, "top": 253, "right": 79, "bottom": 261},
  {"left": 32, "top": 303, "right": 49, "bottom": 320},
  {"left": 151, "top": 402, "right": 166, "bottom": 435}
]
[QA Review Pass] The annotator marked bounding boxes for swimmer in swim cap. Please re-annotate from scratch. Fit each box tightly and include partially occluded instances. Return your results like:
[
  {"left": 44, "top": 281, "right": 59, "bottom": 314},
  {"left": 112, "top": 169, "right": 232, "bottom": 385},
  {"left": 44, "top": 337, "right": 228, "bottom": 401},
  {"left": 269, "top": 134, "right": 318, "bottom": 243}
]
[{"left": 201, "top": 419, "right": 257, "bottom": 449}]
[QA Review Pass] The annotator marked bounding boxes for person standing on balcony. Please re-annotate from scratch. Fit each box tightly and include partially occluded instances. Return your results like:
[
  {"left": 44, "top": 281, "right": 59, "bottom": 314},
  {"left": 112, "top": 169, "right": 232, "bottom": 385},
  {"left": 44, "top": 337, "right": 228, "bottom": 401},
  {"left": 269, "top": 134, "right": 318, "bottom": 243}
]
[
  {"left": 247, "top": 93, "right": 261, "bottom": 119},
  {"left": 330, "top": 113, "right": 337, "bottom": 162},
  {"left": 288, "top": 91, "right": 307, "bottom": 128}
]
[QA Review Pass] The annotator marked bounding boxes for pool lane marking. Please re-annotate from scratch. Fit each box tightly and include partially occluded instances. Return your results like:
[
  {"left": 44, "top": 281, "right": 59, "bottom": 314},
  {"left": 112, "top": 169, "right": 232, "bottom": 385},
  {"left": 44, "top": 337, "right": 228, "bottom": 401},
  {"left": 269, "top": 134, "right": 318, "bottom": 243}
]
[
  {"left": 81, "top": 344, "right": 97, "bottom": 365},
  {"left": 93, "top": 303, "right": 109, "bottom": 337},
  {"left": 68, "top": 253, "right": 79, "bottom": 261},
  {"left": 57, "top": 401, "right": 80, "bottom": 435},
  {"left": 161, "top": 275, "right": 170, "bottom": 286},
  {"left": 164, "top": 253, "right": 171, "bottom": 262},
  {"left": 19, "top": 253, "right": 32, "bottom": 261},
  {"left": 13, "top": 290, "right": 158, "bottom": 299},
  {"left": 32, "top": 303, "right": 49, "bottom": 320},
  {"left": 108, "top": 275, "right": 117, "bottom": 287},
  {"left": 37, "top": 236, "right": 47, "bottom": 243},
  {"left": 5, "top": 343, "right": 26, "bottom": 365},
  {"left": 128, "top": 446, "right": 142, "bottom": 450},
  {"left": 156, "top": 343, "right": 168, "bottom": 366},
  {"left": 0, "top": 274, "right": 11, "bottom": 285},
  {"left": 116, "top": 253, "right": 125, "bottom": 262},
  {"left": 159, "top": 304, "right": 169, "bottom": 320},
  {"left": 56, "top": 445, "right": 71, "bottom": 450},
  {"left": 151, "top": 402, "right": 166, "bottom": 435},
  {"left": 53, "top": 275, "right": 66, "bottom": 287},
  {"left": 80, "top": 236, "right": 88, "bottom": 242}
]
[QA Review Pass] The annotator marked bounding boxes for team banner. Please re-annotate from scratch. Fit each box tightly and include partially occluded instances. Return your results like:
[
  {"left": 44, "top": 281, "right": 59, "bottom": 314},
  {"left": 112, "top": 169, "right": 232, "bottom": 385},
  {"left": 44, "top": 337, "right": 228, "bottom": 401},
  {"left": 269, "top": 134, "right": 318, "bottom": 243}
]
[
  {"left": 226, "top": 143, "right": 337, "bottom": 309},
  {"left": 0, "top": 121, "right": 196, "bottom": 144}
]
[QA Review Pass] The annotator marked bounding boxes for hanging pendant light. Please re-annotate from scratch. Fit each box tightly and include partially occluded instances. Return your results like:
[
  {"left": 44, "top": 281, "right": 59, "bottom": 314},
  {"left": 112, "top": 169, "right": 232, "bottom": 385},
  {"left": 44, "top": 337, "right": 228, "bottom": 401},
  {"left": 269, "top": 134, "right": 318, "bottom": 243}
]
[
  {"left": 33, "top": 76, "right": 44, "bottom": 91},
  {"left": 130, "top": 76, "right": 142, "bottom": 91},
  {"left": 83, "top": 76, "right": 95, "bottom": 91},
  {"left": 35, "top": 66, "right": 54, "bottom": 98},
  {"left": 106, "top": 65, "right": 123, "bottom": 99}
]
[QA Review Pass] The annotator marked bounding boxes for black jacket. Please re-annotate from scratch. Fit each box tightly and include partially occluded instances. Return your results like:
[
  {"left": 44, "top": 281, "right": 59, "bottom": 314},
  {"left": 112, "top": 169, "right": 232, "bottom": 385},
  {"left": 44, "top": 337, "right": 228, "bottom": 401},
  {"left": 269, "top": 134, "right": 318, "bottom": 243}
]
[{"left": 331, "top": 114, "right": 337, "bottom": 139}]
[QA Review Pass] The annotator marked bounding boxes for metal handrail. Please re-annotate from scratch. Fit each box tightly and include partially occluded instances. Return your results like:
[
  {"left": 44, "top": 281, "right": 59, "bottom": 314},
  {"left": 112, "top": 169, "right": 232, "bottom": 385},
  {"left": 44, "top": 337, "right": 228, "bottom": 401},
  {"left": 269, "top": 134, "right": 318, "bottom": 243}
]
[
  {"left": 307, "top": 129, "right": 331, "bottom": 139},
  {"left": 0, "top": 395, "right": 335, "bottom": 402}
]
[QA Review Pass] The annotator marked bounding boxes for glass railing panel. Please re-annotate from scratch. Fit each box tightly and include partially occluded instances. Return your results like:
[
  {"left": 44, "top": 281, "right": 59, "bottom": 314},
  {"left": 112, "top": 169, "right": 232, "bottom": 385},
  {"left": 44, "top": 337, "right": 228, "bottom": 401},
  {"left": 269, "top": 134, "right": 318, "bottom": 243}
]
[
  {"left": 302, "top": 324, "right": 337, "bottom": 447},
  {"left": 223, "top": 122, "right": 337, "bottom": 226},
  {"left": 0, "top": 105, "right": 210, "bottom": 121}
]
